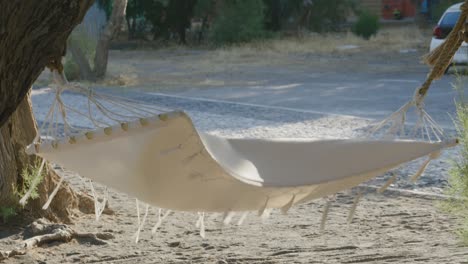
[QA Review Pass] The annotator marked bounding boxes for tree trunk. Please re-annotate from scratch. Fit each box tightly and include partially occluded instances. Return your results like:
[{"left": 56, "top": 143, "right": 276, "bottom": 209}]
[
  {"left": 0, "top": 0, "right": 94, "bottom": 222},
  {"left": 0, "top": 96, "right": 85, "bottom": 223},
  {"left": 126, "top": 18, "right": 133, "bottom": 40},
  {"left": 0, "top": 96, "right": 39, "bottom": 207},
  {"left": 68, "top": 39, "right": 97, "bottom": 81},
  {"left": 297, "top": 7, "right": 312, "bottom": 38},
  {"left": 93, "top": 0, "right": 127, "bottom": 78}
]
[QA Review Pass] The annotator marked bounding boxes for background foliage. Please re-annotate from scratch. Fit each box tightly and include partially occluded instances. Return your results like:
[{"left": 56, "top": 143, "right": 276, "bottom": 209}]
[
  {"left": 442, "top": 80, "right": 468, "bottom": 245},
  {"left": 95, "top": 0, "right": 361, "bottom": 44},
  {"left": 210, "top": 0, "right": 268, "bottom": 44},
  {"left": 352, "top": 11, "right": 380, "bottom": 40}
]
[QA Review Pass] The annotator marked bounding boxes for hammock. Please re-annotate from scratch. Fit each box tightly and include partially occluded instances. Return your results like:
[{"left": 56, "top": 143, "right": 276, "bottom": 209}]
[
  {"left": 25, "top": 108, "right": 456, "bottom": 213},
  {"left": 22, "top": 2, "right": 467, "bottom": 236},
  {"left": 21, "top": 69, "right": 457, "bottom": 237}
]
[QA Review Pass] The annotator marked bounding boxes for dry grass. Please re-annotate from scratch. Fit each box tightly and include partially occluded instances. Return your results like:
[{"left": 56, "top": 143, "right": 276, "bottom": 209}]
[
  {"left": 206, "top": 26, "right": 428, "bottom": 64},
  {"left": 96, "top": 26, "right": 429, "bottom": 88}
]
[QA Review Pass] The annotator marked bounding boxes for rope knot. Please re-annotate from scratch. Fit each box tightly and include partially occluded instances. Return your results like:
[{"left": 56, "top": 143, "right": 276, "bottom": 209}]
[{"left": 413, "top": 84, "right": 428, "bottom": 106}]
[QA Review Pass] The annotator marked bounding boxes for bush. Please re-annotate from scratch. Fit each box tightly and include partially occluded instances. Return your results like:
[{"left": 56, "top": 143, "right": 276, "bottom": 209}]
[
  {"left": 443, "top": 79, "right": 468, "bottom": 245},
  {"left": 352, "top": 11, "right": 380, "bottom": 40},
  {"left": 210, "top": 0, "right": 268, "bottom": 44}
]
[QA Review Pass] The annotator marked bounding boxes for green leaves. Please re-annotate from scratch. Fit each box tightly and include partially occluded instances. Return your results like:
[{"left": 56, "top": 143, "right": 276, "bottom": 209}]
[
  {"left": 352, "top": 11, "right": 380, "bottom": 40},
  {"left": 210, "top": 0, "right": 267, "bottom": 44},
  {"left": 443, "top": 78, "right": 468, "bottom": 245}
]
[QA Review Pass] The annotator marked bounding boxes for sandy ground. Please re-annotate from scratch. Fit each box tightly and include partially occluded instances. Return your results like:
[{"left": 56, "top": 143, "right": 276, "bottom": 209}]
[
  {"left": 2, "top": 34, "right": 468, "bottom": 263},
  {"left": 2, "top": 176, "right": 468, "bottom": 264}
]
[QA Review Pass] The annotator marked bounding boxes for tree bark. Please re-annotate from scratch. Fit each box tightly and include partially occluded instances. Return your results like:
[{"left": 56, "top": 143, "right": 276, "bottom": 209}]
[
  {"left": 93, "top": 0, "right": 128, "bottom": 78},
  {"left": 0, "top": 0, "right": 94, "bottom": 128},
  {"left": 0, "top": 1, "right": 94, "bottom": 222},
  {"left": 0, "top": 96, "right": 39, "bottom": 207},
  {"left": 0, "top": 95, "right": 82, "bottom": 223}
]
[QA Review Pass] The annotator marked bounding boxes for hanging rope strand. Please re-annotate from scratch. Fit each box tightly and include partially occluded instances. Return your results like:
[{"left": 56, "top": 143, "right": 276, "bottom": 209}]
[
  {"left": 89, "top": 98, "right": 139, "bottom": 120},
  {"left": 95, "top": 92, "right": 171, "bottom": 113},
  {"left": 87, "top": 96, "right": 134, "bottom": 123},
  {"left": 94, "top": 93, "right": 166, "bottom": 117}
]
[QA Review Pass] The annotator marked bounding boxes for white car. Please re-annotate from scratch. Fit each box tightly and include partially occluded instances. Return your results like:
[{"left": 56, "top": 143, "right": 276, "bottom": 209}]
[{"left": 429, "top": 2, "right": 468, "bottom": 70}]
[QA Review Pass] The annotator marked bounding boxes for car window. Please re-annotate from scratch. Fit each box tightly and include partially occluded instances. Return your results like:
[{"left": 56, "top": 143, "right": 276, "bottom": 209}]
[{"left": 440, "top": 11, "right": 460, "bottom": 27}]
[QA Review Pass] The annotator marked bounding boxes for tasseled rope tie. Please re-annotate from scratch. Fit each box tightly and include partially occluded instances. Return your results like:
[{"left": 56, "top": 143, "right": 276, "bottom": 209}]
[
  {"left": 410, "top": 151, "right": 442, "bottom": 183},
  {"left": 42, "top": 176, "right": 64, "bottom": 210},
  {"left": 151, "top": 209, "right": 171, "bottom": 235},
  {"left": 134, "top": 200, "right": 149, "bottom": 243},
  {"left": 222, "top": 211, "right": 236, "bottom": 225},
  {"left": 378, "top": 173, "right": 398, "bottom": 194},
  {"left": 88, "top": 181, "right": 109, "bottom": 221},
  {"left": 320, "top": 199, "right": 331, "bottom": 233},
  {"left": 197, "top": 212, "right": 206, "bottom": 238},
  {"left": 320, "top": 195, "right": 335, "bottom": 233},
  {"left": 347, "top": 192, "right": 362, "bottom": 224},
  {"left": 237, "top": 212, "right": 249, "bottom": 226}
]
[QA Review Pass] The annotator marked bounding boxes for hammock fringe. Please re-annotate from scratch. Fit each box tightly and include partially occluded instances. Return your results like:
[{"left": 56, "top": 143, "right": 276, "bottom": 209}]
[
  {"left": 42, "top": 176, "right": 64, "bottom": 210},
  {"left": 347, "top": 192, "right": 362, "bottom": 224},
  {"left": 320, "top": 199, "right": 331, "bottom": 233}
]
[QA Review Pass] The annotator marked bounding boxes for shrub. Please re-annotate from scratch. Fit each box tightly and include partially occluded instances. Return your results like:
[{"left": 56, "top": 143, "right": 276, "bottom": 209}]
[
  {"left": 0, "top": 160, "right": 45, "bottom": 223},
  {"left": 443, "top": 79, "right": 468, "bottom": 245},
  {"left": 210, "top": 0, "right": 268, "bottom": 44},
  {"left": 352, "top": 11, "right": 380, "bottom": 40}
]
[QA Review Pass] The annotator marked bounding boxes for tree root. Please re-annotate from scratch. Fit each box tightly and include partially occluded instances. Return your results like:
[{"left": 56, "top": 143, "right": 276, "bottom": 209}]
[
  {"left": 0, "top": 218, "right": 114, "bottom": 261},
  {"left": 0, "top": 249, "right": 26, "bottom": 260}
]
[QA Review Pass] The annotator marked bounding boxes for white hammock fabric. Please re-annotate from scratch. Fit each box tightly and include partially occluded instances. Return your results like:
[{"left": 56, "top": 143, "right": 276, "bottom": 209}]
[{"left": 26, "top": 110, "right": 456, "bottom": 213}]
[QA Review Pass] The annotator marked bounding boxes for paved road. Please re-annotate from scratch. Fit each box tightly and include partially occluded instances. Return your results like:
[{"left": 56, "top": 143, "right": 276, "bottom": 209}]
[{"left": 155, "top": 70, "right": 465, "bottom": 130}]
